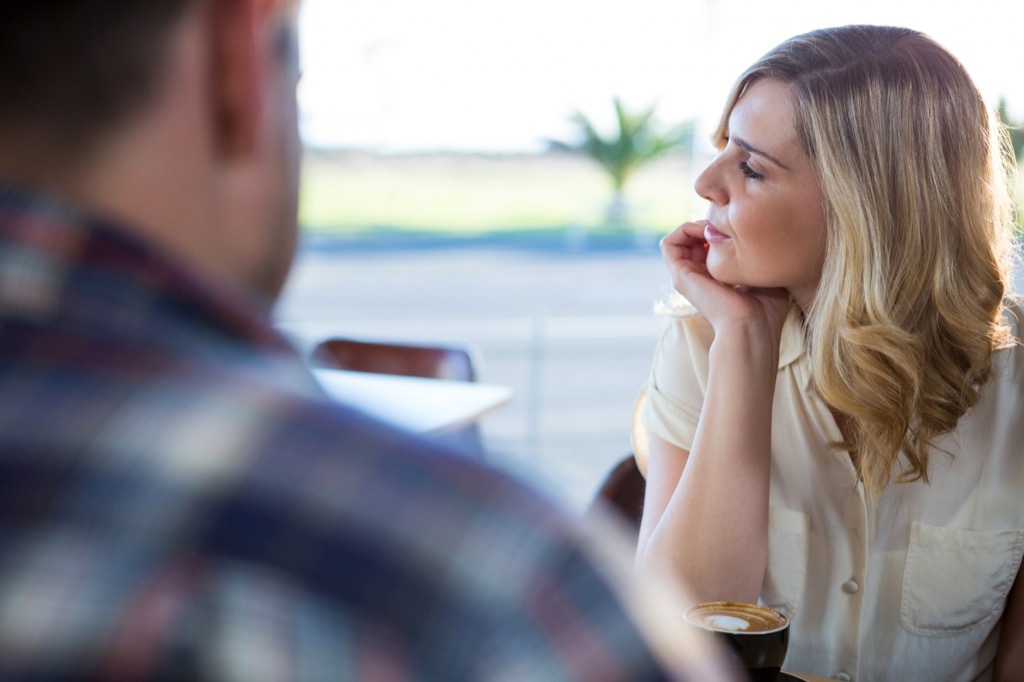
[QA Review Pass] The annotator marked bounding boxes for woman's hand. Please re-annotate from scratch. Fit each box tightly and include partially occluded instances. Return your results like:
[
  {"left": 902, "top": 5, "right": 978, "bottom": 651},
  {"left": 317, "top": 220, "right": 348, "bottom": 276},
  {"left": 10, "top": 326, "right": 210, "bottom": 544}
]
[{"left": 660, "top": 221, "right": 791, "bottom": 341}]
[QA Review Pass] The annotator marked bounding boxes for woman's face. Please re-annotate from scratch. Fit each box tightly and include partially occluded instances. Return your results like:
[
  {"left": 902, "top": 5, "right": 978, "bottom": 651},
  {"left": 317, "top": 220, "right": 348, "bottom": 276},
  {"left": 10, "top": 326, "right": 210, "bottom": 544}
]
[{"left": 694, "top": 78, "right": 827, "bottom": 311}]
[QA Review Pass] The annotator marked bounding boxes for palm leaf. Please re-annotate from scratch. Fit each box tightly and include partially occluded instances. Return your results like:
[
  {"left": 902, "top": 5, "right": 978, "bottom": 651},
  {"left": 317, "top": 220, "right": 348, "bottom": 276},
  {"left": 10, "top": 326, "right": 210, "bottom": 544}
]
[{"left": 557, "top": 98, "right": 692, "bottom": 194}]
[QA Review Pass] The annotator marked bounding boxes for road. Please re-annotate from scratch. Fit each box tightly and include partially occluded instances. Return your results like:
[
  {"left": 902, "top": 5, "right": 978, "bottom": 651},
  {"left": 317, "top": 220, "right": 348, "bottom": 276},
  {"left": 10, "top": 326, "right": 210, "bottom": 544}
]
[{"left": 276, "top": 235, "right": 669, "bottom": 512}]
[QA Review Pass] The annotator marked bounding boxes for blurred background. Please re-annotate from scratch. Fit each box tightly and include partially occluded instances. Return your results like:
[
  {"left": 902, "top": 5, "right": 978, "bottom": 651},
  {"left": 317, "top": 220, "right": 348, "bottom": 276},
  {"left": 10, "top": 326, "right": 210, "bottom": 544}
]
[{"left": 276, "top": 0, "right": 1024, "bottom": 511}]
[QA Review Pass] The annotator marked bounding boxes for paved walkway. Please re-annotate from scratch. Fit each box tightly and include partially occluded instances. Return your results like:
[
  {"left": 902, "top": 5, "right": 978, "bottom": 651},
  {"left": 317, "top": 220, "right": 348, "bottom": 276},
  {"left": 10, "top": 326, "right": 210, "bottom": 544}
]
[{"left": 276, "top": 236, "right": 1024, "bottom": 513}]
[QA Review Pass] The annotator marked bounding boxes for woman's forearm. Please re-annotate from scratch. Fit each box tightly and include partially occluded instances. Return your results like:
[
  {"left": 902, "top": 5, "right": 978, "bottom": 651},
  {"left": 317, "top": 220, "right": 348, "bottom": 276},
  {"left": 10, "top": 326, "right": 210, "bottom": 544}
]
[{"left": 638, "top": 323, "right": 780, "bottom": 602}]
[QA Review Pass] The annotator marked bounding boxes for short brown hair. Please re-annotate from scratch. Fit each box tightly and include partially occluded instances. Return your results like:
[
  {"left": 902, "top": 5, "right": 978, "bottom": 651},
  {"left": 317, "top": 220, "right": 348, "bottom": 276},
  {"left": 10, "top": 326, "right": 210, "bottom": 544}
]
[{"left": 0, "top": 0, "right": 197, "bottom": 158}]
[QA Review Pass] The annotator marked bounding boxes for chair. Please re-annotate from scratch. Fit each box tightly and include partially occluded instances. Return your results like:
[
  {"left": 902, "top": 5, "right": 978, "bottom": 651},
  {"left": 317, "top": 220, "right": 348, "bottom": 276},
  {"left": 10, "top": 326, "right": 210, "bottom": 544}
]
[
  {"left": 587, "top": 454, "right": 646, "bottom": 540},
  {"left": 309, "top": 337, "right": 484, "bottom": 454},
  {"left": 586, "top": 388, "right": 649, "bottom": 543}
]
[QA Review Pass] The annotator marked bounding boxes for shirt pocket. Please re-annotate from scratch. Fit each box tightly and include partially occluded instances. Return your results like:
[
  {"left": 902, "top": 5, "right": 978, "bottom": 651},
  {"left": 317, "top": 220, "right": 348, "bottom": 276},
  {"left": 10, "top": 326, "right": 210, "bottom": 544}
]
[
  {"left": 900, "top": 522, "right": 1024, "bottom": 637},
  {"left": 760, "top": 506, "right": 809, "bottom": 618}
]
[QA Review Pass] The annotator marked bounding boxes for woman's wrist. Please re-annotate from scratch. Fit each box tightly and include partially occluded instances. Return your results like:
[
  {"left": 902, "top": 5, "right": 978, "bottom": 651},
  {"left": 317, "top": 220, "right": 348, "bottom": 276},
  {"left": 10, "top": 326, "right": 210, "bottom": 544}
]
[{"left": 709, "top": 318, "right": 782, "bottom": 372}]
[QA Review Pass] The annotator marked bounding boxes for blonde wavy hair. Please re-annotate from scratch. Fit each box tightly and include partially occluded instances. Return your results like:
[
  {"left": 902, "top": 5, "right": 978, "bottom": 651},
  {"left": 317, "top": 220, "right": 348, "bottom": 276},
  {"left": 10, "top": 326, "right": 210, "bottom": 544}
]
[{"left": 713, "top": 25, "right": 1017, "bottom": 496}]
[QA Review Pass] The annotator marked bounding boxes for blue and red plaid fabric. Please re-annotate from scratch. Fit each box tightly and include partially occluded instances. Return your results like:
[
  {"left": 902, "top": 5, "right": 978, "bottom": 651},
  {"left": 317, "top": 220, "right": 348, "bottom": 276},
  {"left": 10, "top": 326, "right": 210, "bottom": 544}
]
[{"left": 0, "top": 185, "right": 687, "bottom": 681}]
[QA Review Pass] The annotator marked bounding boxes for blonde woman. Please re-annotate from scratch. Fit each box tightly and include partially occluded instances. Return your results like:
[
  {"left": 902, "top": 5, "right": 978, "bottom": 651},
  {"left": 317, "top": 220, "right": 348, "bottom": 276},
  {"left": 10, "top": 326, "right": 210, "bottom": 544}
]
[{"left": 635, "top": 25, "right": 1024, "bottom": 680}]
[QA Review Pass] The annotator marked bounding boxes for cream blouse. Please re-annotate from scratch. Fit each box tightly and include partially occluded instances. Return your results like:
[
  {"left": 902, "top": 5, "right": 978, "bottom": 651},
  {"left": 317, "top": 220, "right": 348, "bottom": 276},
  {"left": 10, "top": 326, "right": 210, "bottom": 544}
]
[{"left": 637, "top": 297, "right": 1024, "bottom": 681}]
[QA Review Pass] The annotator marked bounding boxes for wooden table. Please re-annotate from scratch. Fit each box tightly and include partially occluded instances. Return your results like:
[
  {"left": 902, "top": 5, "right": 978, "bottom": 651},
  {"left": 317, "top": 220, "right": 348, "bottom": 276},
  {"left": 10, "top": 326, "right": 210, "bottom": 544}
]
[{"left": 312, "top": 368, "right": 513, "bottom": 434}]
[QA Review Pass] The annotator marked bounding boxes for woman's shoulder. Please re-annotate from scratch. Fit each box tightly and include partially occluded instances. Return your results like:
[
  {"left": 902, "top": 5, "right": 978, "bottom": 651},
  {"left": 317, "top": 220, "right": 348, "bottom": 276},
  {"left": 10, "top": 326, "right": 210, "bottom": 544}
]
[
  {"left": 1002, "top": 294, "right": 1024, "bottom": 334},
  {"left": 989, "top": 295, "right": 1024, "bottom": 383},
  {"left": 994, "top": 295, "right": 1024, "bottom": 356},
  {"left": 648, "top": 312, "right": 714, "bottom": 395},
  {"left": 660, "top": 309, "right": 714, "bottom": 347}
]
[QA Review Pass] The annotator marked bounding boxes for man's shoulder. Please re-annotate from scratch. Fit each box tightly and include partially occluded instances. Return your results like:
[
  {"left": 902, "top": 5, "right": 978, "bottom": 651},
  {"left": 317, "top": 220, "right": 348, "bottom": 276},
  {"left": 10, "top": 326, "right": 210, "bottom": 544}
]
[
  {"left": 5, "top": 341, "right": 598, "bottom": 621},
  {"left": 167, "top": 352, "right": 580, "bottom": 568},
  {"left": 167, "top": 357, "right": 637, "bottom": 664}
]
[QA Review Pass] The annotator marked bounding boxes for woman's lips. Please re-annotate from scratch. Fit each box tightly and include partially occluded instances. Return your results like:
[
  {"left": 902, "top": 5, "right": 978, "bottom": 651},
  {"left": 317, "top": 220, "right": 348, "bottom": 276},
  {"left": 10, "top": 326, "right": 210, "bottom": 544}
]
[{"left": 703, "top": 222, "right": 731, "bottom": 243}]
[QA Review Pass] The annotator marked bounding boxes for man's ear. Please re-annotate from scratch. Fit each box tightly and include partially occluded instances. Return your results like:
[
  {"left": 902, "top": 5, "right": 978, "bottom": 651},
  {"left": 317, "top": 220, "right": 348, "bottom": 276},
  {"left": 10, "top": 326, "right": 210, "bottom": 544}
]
[{"left": 208, "top": 0, "right": 265, "bottom": 158}]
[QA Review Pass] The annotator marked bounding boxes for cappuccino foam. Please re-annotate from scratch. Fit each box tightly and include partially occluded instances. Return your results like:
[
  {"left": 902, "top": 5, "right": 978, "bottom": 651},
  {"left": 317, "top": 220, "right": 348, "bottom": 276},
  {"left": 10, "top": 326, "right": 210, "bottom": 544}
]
[
  {"left": 703, "top": 614, "right": 752, "bottom": 632},
  {"left": 685, "top": 602, "right": 788, "bottom": 634}
]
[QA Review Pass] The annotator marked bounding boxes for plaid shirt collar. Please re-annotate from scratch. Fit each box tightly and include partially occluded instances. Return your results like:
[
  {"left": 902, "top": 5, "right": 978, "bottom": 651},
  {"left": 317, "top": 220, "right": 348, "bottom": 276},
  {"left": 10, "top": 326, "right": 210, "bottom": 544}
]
[{"left": 0, "top": 183, "right": 294, "bottom": 355}]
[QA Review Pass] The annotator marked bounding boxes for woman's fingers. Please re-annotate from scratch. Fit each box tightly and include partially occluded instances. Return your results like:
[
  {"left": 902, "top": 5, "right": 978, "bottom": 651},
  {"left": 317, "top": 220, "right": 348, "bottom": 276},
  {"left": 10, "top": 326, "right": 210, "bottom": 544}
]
[
  {"left": 661, "top": 222, "right": 711, "bottom": 284},
  {"left": 660, "top": 222, "right": 718, "bottom": 298},
  {"left": 660, "top": 222, "right": 709, "bottom": 267},
  {"left": 659, "top": 221, "right": 792, "bottom": 336}
]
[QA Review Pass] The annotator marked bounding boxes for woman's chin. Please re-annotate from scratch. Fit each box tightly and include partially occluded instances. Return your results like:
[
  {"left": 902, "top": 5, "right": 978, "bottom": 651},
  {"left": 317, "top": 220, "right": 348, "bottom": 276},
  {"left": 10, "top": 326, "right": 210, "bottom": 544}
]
[{"left": 706, "top": 264, "right": 742, "bottom": 287}]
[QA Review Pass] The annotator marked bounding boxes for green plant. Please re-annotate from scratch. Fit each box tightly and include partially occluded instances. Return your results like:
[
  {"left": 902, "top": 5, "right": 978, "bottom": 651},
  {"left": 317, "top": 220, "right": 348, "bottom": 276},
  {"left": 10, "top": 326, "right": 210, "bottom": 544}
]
[
  {"left": 995, "top": 99, "right": 1024, "bottom": 234},
  {"left": 997, "top": 98, "right": 1024, "bottom": 163},
  {"left": 553, "top": 98, "right": 692, "bottom": 224}
]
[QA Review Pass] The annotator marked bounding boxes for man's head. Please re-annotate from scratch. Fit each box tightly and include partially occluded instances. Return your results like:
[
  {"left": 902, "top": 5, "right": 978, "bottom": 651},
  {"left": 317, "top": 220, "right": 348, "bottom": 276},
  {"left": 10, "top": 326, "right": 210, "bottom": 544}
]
[
  {"left": 0, "top": 1, "right": 194, "bottom": 163},
  {"left": 0, "top": 0, "right": 303, "bottom": 303}
]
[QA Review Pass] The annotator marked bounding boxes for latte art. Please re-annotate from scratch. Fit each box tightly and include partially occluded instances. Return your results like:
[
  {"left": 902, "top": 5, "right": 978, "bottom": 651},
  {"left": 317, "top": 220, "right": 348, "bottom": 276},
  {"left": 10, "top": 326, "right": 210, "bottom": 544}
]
[
  {"left": 685, "top": 602, "right": 788, "bottom": 634},
  {"left": 703, "top": 614, "right": 754, "bottom": 632}
]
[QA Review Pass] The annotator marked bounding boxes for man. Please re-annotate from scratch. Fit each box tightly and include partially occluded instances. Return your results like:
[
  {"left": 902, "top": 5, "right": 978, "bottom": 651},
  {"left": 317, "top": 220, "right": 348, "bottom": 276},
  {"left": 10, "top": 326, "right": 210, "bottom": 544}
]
[{"left": 0, "top": 1, "right": 726, "bottom": 680}]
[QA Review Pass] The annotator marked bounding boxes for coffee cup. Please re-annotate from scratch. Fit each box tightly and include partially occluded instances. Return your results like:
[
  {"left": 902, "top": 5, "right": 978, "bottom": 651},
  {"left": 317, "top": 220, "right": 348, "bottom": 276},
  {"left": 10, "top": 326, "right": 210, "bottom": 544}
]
[{"left": 683, "top": 601, "right": 789, "bottom": 682}]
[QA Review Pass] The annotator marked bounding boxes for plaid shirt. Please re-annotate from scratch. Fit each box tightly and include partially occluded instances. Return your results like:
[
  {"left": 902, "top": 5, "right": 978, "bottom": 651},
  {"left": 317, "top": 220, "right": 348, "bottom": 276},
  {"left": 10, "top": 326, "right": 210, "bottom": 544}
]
[{"left": 0, "top": 185, "right": 696, "bottom": 681}]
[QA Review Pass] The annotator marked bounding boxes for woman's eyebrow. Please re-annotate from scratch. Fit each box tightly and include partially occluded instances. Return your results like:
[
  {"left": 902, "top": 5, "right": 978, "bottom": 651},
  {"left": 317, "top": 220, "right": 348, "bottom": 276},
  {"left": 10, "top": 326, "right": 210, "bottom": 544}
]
[{"left": 732, "top": 135, "right": 791, "bottom": 170}]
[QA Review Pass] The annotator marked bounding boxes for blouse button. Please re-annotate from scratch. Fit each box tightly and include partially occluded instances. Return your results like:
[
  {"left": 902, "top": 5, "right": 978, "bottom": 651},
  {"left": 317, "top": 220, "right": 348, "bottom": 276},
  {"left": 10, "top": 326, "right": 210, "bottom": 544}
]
[
  {"left": 835, "top": 673, "right": 852, "bottom": 682},
  {"left": 841, "top": 579, "right": 860, "bottom": 594}
]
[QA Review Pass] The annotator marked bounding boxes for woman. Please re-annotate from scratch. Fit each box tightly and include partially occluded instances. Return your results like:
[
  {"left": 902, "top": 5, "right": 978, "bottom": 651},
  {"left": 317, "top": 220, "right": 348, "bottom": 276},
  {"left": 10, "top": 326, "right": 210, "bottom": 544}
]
[{"left": 635, "top": 25, "right": 1024, "bottom": 680}]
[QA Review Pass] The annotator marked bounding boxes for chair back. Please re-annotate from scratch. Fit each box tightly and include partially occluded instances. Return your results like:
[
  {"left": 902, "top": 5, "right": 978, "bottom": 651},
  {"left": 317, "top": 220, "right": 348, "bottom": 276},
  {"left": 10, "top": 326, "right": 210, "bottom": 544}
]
[
  {"left": 586, "top": 389, "right": 649, "bottom": 543},
  {"left": 587, "top": 454, "right": 646, "bottom": 540},
  {"left": 311, "top": 338, "right": 477, "bottom": 382}
]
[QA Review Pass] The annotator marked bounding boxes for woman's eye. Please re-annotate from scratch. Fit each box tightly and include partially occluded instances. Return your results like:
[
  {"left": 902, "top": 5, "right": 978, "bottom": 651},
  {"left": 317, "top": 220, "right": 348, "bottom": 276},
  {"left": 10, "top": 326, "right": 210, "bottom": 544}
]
[{"left": 738, "top": 160, "right": 763, "bottom": 181}]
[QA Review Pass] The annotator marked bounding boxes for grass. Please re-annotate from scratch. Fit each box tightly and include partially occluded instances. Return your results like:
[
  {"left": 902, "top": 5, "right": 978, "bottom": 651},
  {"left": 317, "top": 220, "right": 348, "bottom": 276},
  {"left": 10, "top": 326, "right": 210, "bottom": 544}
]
[
  {"left": 298, "top": 150, "right": 697, "bottom": 237},
  {"left": 298, "top": 149, "right": 1024, "bottom": 238}
]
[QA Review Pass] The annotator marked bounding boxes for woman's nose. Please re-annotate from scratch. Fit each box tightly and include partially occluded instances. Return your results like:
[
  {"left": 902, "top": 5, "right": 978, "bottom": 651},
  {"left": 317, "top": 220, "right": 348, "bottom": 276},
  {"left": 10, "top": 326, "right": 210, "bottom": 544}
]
[{"left": 694, "top": 157, "right": 725, "bottom": 206}]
